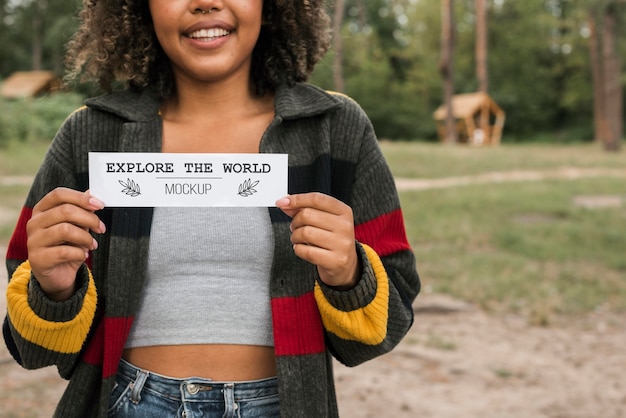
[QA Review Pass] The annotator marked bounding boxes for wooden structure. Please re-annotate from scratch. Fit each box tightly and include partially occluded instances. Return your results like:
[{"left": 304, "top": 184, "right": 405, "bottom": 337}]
[
  {"left": 0, "top": 71, "right": 61, "bottom": 98},
  {"left": 433, "top": 92, "right": 506, "bottom": 145}
]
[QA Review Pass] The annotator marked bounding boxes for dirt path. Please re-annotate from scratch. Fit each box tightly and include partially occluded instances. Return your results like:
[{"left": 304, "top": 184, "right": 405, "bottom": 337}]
[
  {"left": 2, "top": 167, "right": 625, "bottom": 417},
  {"left": 335, "top": 295, "right": 626, "bottom": 418}
]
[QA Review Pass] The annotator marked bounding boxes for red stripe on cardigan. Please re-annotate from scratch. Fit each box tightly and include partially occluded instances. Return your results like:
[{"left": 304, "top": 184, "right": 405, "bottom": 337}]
[
  {"left": 6, "top": 206, "right": 32, "bottom": 261},
  {"left": 82, "top": 316, "right": 134, "bottom": 378},
  {"left": 271, "top": 292, "right": 325, "bottom": 356},
  {"left": 355, "top": 209, "right": 412, "bottom": 257},
  {"left": 82, "top": 319, "right": 103, "bottom": 367}
]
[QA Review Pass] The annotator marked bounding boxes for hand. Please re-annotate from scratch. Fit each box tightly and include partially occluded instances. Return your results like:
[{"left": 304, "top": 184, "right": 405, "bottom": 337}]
[
  {"left": 276, "top": 193, "right": 360, "bottom": 290},
  {"left": 26, "top": 188, "right": 106, "bottom": 302}
]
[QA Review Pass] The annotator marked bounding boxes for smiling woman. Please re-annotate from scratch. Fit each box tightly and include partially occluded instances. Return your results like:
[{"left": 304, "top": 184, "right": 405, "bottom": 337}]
[{"left": 148, "top": 0, "right": 262, "bottom": 86}]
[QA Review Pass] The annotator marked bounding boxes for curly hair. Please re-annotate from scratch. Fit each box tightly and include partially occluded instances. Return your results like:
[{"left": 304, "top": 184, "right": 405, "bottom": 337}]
[{"left": 65, "top": 0, "right": 331, "bottom": 97}]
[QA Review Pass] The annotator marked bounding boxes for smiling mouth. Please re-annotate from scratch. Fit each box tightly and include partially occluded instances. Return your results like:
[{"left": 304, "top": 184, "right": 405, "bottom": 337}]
[{"left": 188, "top": 28, "right": 231, "bottom": 41}]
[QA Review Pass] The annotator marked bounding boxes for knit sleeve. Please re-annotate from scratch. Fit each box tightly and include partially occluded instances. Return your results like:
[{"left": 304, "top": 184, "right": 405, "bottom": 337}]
[
  {"left": 314, "top": 243, "right": 389, "bottom": 345},
  {"left": 313, "top": 96, "right": 420, "bottom": 366},
  {"left": 3, "top": 109, "right": 99, "bottom": 376},
  {"left": 5, "top": 261, "right": 97, "bottom": 368}
]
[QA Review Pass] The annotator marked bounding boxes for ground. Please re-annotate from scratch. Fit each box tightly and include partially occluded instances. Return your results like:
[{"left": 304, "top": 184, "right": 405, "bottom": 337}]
[
  {"left": 335, "top": 294, "right": 626, "bottom": 418},
  {"left": 1, "top": 169, "right": 625, "bottom": 417}
]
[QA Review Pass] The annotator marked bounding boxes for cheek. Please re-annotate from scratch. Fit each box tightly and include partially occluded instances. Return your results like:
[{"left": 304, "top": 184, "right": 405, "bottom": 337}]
[
  {"left": 151, "top": 18, "right": 178, "bottom": 52},
  {"left": 149, "top": 3, "right": 178, "bottom": 38}
]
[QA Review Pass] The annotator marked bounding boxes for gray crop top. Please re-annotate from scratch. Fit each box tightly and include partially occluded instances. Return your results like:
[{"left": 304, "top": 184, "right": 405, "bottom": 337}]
[{"left": 125, "top": 207, "right": 274, "bottom": 348}]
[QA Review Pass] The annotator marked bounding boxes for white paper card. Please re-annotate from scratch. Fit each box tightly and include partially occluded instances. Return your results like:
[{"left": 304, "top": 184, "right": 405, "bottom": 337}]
[{"left": 89, "top": 152, "right": 288, "bottom": 207}]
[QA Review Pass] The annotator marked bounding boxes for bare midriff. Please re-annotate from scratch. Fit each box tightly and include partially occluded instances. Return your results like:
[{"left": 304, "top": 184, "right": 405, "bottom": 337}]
[{"left": 123, "top": 345, "right": 277, "bottom": 381}]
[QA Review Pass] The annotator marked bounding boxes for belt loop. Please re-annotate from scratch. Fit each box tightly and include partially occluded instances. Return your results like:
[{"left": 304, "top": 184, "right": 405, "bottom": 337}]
[
  {"left": 223, "top": 383, "right": 237, "bottom": 417},
  {"left": 130, "top": 369, "right": 149, "bottom": 405}
]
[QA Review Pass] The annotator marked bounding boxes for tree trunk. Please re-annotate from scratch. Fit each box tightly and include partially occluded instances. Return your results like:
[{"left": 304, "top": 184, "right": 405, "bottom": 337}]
[
  {"left": 475, "top": 0, "right": 488, "bottom": 94},
  {"left": 31, "top": 0, "right": 46, "bottom": 70},
  {"left": 333, "top": 0, "right": 346, "bottom": 93},
  {"left": 587, "top": 10, "right": 610, "bottom": 145},
  {"left": 601, "top": 4, "right": 622, "bottom": 151},
  {"left": 440, "top": 0, "right": 457, "bottom": 143},
  {"left": 475, "top": 0, "right": 489, "bottom": 143}
]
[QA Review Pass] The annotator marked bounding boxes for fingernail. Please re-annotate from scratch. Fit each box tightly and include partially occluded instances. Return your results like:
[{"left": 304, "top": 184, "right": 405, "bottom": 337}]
[
  {"left": 92, "top": 238, "right": 98, "bottom": 250},
  {"left": 99, "top": 221, "right": 106, "bottom": 234},
  {"left": 89, "top": 196, "right": 105, "bottom": 209},
  {"left": 275, "top": 197, "right": 290, "bottom": 207}
]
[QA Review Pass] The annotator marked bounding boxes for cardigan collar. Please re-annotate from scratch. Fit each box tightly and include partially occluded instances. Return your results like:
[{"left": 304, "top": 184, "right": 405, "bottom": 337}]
[
  {"left": 84, "top": 83, "right": 343, "bottom": 122},
  {"left": 84, "top": 88, "right": 161, "bottom": 122}
]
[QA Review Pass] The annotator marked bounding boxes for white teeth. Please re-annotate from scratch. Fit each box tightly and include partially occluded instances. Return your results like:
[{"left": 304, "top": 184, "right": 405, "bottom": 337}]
[{"left": 189, "top": 28, "right": 229, "bottom": 39}]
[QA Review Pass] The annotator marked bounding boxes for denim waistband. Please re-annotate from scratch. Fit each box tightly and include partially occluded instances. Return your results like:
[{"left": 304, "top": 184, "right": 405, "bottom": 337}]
[{"left": 116, "top": 358, "right": 278, "bottom": 403}]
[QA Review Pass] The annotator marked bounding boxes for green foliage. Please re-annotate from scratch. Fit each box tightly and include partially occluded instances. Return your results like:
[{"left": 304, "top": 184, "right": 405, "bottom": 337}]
[
  {"left": 311, "top": 0, "right": 625, "bottom": 141},
  {"left": 0, "top": 0, "right": 80, "bottom": 76},
  {"left": 0, "top": 93, "right": 85, "bottom": 147},
  {"left": 312, "top": 1, "right": 444, "bottom": 140},
  {"left": 487, "top": 1, "right": 597, "bottom": 138}
]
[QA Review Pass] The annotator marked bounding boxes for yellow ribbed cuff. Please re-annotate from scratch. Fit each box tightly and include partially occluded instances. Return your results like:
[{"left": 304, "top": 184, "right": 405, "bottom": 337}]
[
  {"left": 6, "top": 260, "right": 97, "bottom": 354},
  {"left": 314, "top": 244, "right": 389, "bottom": 345}
]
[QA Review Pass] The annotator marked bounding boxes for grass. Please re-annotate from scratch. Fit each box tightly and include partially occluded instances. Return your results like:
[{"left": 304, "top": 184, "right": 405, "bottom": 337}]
[
  {"left": 382, "top": 142, "right": 626, "bottom": 322},
  {"left": 401, "top": 178, "right": 626, "bottom": 319},
  {"left": 1, "top": 139, "right": 625, "bottom": 322},
  {"left": 0, "top": 141, "right": 47, "bottom": 243},
  {"left": 380, "top": 140, "right": 626, "bottom": 178},
  {"left": 0, "top": 140, "right": 49, "bottom": 176},
  {"left": 0, "top": 141, "right": 49, "bottom": 246}
]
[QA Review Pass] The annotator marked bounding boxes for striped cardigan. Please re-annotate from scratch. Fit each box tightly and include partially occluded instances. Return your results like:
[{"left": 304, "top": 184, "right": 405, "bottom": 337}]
[{"left": 3, "top": 83, "right": 420, "bottom": 417}]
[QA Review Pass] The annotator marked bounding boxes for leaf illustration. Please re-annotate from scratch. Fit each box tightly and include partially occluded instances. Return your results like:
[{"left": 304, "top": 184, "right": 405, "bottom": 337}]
[
  {"left": 238, "top": 179, "right": 260, "bottom": 197},
  {"left": 119, "top": 178, "right": 141, "bottom": 197}
]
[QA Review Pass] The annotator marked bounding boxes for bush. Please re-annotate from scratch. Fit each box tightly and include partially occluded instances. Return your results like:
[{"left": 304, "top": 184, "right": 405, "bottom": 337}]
[{"left": 0, "top": 93, "right": 85, "bottom": 147}]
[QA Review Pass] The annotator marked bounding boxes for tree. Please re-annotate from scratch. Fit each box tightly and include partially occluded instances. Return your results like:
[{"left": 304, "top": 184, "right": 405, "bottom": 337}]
[
  {"left": 600, "top": 3, "right": 622, "bottom": 151},
  {"left": 475, "top": 0, "right": 489, "bottom": 142},
  {"left": 0, "top": 0, "right": 79, "bottom": 77},
  {"left": 332, "top": 0, "right": 346, "bottom": 92},
  {"left": 440, "top": 0, "right": 457, "bottom": 143},
  {"left": 586, "top": 0, "right": 623, "bottom": 151},
  {"left": 0, "top": 0, "right": 11, "bottom": 76},
  {"left": 31, "top": 0, "right": 48, "bottom": 70},
  {"left": 587, "top": 10, "right": 610, "bottom": 146},
  {"left": 475, "top": 0, "right": 488, "bottom": 94}
]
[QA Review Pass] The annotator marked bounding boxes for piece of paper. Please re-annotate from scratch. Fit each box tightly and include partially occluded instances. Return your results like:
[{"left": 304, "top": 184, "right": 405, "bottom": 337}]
[{"left": 88, "top": 152, "right": 288, "bottom": 207}]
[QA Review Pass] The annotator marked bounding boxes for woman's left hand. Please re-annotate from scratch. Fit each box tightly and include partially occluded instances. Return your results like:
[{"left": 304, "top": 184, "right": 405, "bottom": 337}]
[{"left": 276, "top": 193, "right": 360, "bottom": 290}]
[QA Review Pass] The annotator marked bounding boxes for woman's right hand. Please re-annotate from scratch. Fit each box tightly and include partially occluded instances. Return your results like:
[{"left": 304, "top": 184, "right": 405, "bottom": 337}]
[{"left": 26, "top": 188, "right": 106, "bottom": 302}]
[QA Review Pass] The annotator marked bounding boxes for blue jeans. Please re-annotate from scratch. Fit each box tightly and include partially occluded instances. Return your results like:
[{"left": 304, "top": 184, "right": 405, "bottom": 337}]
[{"left": 108, "top": 359, "right": 280, "bottom": 418}]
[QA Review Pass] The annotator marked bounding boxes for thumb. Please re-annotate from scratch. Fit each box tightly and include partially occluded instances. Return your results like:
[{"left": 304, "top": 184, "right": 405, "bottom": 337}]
[{"left": 275, "top": 196, "right": 299, "bottom": 218}]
